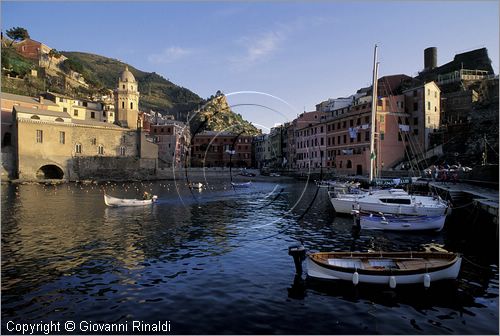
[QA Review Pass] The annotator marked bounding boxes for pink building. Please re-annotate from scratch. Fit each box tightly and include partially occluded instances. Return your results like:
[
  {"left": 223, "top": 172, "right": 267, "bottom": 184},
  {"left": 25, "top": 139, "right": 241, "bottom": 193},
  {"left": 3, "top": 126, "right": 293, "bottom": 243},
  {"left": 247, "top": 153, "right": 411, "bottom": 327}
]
[
  {"left": 294, "top": 111, "right": 327, "bottom": 170},
  {"left": 287, "top": 111, "right": 326, "bottom": 169},
  {"left": 325, "top": 75, "right": 412, "bottom": 176},
  {"left": 150, "top": 121, "right": 190, "bottom": 168}
]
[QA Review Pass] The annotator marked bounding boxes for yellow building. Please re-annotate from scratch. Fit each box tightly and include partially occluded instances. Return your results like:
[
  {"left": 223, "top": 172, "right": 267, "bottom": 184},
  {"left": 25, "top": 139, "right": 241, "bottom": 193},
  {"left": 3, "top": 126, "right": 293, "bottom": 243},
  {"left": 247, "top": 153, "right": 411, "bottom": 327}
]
[{"left": 9, "top": 66, "right": 158, "bottom": 181}]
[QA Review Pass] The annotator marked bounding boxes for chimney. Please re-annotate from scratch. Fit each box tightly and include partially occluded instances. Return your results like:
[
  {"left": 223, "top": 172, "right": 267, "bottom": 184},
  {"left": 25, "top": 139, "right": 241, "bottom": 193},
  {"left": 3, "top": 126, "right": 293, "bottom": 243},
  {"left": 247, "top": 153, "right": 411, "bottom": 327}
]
[{"left": 424, "top": 47, "right": 437, "bottom": 70}]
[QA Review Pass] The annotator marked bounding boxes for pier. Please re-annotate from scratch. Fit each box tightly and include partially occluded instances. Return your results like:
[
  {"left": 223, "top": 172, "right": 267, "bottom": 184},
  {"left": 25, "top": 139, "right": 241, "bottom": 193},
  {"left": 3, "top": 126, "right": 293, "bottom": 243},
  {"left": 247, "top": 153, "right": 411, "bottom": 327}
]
[{"left": 428, "top": 181, "right": 499, "bottom": 225}]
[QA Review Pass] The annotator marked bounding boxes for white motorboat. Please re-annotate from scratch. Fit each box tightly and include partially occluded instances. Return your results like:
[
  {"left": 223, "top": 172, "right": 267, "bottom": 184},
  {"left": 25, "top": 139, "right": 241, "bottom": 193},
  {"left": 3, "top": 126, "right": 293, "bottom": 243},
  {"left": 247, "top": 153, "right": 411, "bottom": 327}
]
[
  {"left": 104, "top": 194, "right": 158, "bottom": 207},
  {"left": 231, "top": 181, "right": 252, "bottom": 188},
  {"left": 330, "top": 188, "right": 449, "bottom": 216},
  {"left": 304, "top": 251, "right": 461, "bottom": 288},
  {"left": 354, "top": 211, "right": 446, "bottom": 231}
]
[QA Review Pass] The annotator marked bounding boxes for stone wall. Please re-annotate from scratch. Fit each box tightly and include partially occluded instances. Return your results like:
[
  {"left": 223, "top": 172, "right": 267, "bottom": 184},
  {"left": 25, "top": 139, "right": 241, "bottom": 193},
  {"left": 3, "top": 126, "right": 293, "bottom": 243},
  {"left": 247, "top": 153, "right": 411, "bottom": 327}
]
[{"left": 73, "top": 157, "right": 157, "bottom": 180}]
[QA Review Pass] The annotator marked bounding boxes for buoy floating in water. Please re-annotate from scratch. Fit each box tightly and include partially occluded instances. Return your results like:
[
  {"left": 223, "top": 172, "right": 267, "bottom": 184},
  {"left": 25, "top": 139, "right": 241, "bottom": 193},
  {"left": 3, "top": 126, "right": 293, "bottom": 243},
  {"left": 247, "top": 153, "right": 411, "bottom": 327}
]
[
  {"left": 389, "top": 276, "right": 396, "bottom": 288},
  {"left": 424, "top": 273, "right": 431, "bottom": 288},
  {"left": 352, "top": 271, "right": 359, "bottom": 285}
]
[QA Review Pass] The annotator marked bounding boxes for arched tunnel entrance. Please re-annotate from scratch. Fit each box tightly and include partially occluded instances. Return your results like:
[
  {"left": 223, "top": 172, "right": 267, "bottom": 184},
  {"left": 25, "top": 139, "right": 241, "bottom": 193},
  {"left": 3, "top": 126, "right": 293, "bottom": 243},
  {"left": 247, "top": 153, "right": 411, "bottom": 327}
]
[{"left": 36, "top": 165, "right": 64, "bottom": 179}]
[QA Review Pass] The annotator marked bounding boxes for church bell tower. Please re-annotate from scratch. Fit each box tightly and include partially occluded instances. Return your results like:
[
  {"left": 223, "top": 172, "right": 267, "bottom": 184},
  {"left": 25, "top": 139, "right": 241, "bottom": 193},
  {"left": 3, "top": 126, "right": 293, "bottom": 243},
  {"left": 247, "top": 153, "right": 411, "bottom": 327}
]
[{"left": 115, "top": 65, "right": 140, "bottom": 129}]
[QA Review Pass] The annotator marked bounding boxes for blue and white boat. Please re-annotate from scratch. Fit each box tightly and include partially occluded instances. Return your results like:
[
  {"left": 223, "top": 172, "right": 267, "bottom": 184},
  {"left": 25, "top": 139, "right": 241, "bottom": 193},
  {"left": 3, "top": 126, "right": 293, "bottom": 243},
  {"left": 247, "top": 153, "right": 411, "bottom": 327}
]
[{"left": 354, "top": 210, "right": 446, "bottom": 231}]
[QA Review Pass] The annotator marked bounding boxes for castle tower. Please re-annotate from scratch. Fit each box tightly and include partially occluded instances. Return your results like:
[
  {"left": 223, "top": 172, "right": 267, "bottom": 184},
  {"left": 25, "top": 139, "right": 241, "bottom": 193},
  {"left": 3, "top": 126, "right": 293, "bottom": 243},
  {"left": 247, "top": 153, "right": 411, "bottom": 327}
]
[{"left": 115, "top": 65, "right": 140, "bottom": 129}]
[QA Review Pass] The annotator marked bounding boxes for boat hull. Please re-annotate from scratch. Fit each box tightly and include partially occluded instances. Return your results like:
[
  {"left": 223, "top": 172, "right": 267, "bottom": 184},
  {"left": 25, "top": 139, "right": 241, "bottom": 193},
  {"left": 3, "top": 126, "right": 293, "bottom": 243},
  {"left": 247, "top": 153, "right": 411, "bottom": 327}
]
[
  {"left": 104, "top": 194, "right": 157, "bottom": 207},
  {"left": 306, "top": 252, "right": 461, "bottom": 286},
  {"left": 360, "top": 214, "right": 446, "bottom": 231},
  {"left": 231, "top": 182, "right": 251, "bottom": 188}
]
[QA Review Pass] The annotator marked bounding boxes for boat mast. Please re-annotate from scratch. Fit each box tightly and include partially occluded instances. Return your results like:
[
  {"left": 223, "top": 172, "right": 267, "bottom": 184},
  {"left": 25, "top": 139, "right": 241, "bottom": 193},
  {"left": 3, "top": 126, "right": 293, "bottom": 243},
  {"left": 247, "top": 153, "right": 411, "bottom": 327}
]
[{"left": 369, "top": 45, "right": 379, "bottom": 183}]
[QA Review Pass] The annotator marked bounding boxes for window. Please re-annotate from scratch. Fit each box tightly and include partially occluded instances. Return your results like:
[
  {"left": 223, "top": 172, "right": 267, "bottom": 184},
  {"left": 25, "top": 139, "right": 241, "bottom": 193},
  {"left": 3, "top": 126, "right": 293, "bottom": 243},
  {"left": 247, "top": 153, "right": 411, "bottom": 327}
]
[
  {"left": 122, "top": 85, "right": 125, "bottom": 89},
  {"left": 427, "top": 89, "right": 430, "bottom": 95},
  {"left": 55, "top": 117, "right": 64, "bottom": 122},
  {"left": 91, "top": 138, "right": 96, "bottom": 145},
  {"left": 83, "top": 102, "right": 88, "bottom": 107},
  {"left": 59, "top": 98, "right": 64, "bottom": 102},
  {"left": 380, "top": 131, "right": 384, "bottom": 140},
  {"left": 75, "top": 143, "right": 82, "bottom": 153},
  {"left": 398, "top": 133, "right": 402, "bottom": 141},
  {"left": 413, "top": 90, "right": 417, "bottom": 97},
  {"left": 380, "top": 115, "right": 384, "bottom": 122},
  {"left": 36, "top": 130, "right": 43, "bottom": 143},
  {"left": 343, "top": 134, "right": 347, "bottom": 143},
  {"left": 349, "top": 119, "right": 353, "bottom": 127},
  {"left": 347, "top": 160, "right": 352, "bottom": 168},
  {"left": 342, "top": 121, "right": 346, "bottom": 128},
  {"left": 320, "top": 138, "right": 324, "bottom": 146},
  {"left": 434, "top": 91, "right": 437, "bottom": 98},
  {"left": 63, "top": 107, "right": 68, "bottom": 113},
  {"left": 380, "top": 198, "right": 411, "bottom": 205},
  {"left": 357, "top": 132, "right": 361, "bottom": 142},
  {"left": 427, "top": 102, "right": 431, "bottom": 110},
  {"left": 122, "top": 102, "right": 125, "bottom": 109},
  {"left": 130, "top": 102, "right": 133, "bottom": 109},
  {"left": 413, "top": 129, "right": 419, "bottom": 135},
  {"left": 413, "top": 102, "right": 418, "bottom": 111},
  {"left": 428, "top": 116, "right": 430, "bottom": 124},
  {"left": 413, "top": 117, "right": 418, "bottom": 125},
  {"left": 120, "top": 146, "right": 126, "bottom": 156},
  {"left": 31, "top": 115, "right": 40, "bottom": 120},
  {"left": 337, "top": 136, "right": 340, "bottom": 144},
  {"left": 434, "top": 106, "right": 437, "bottom": 112},
  {"left": 2, "top": 133, "right": 11, "bottom": 147},
  {"left": 98, "top": 145, "right": 104, "bottom": 155},
  {"left": 121, "top": 136, "right": 126, "bottom": 144},
  {"left": 74, "top": 109, "right": 78, "bottom": 116},
  {"left": 365, "top": 131, "right": 370, "bottom": 141},
  {"left": 91, "top": 112, "right": 95, "bottom": 119}
]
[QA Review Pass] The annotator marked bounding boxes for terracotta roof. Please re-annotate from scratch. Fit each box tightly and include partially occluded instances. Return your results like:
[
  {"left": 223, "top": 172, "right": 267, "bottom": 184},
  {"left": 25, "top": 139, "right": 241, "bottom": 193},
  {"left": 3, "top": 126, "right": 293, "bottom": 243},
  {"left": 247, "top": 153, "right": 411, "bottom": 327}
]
[
  {"left": 1, "top": 92, "right": 57, "bottom": 107},
  {"left": 14, "top": 106, "right": 71, "bottom": 118},
  {"left": 72, "top": 119, "right": 122, "bottom": 128}
]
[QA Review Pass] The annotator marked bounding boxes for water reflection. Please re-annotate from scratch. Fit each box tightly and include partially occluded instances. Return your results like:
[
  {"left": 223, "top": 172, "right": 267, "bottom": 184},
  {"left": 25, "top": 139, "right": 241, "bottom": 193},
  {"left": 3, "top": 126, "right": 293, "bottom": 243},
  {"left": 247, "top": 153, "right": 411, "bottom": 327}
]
[{"left": 1, "top": 181, "right": 498, "bottom": 334}]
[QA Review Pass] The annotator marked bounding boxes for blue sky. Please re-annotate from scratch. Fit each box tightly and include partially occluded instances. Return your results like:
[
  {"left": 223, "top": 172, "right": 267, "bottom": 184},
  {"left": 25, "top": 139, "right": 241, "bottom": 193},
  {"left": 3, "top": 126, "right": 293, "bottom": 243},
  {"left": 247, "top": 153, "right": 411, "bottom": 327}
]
[{"left": 2, "top": 1, "right": 498, "bottom": 130}]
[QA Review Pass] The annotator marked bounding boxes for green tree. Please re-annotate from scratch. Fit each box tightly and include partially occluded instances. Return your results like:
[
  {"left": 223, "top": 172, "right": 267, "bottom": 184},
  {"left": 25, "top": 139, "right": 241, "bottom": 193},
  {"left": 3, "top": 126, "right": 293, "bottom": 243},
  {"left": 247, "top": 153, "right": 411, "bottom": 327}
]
[{"left": 6, "top": 27, "right": 30, "bottom": 46}]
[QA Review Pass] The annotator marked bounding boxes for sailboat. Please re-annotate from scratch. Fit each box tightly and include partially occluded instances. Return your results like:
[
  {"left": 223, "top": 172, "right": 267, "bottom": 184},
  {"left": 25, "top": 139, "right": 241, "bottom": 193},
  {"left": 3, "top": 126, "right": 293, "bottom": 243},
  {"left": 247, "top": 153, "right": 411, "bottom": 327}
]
[{"left": 329, "top": 45, "right": 449, "bottom": 219}]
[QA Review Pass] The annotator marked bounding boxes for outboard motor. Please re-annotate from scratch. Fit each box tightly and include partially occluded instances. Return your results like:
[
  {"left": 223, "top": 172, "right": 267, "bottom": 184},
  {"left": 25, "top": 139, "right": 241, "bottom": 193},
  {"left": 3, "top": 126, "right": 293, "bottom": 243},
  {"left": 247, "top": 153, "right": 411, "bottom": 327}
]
[{"left": 288, "top": 243, "right": 306, "bottom": 275}]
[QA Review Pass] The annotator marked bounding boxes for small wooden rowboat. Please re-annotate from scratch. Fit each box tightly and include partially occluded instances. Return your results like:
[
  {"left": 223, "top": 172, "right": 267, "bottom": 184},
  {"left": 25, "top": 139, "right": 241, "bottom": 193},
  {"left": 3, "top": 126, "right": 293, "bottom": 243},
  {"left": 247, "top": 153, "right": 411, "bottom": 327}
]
[
  {"left": 104, "top": 194, "right": 158, "bottom": 207},
  {"left": 231, "top": 182, "right": 252, "bottom": 188},
  {"left": 305, "top": 251, "right": 461, "bottom": 288}
]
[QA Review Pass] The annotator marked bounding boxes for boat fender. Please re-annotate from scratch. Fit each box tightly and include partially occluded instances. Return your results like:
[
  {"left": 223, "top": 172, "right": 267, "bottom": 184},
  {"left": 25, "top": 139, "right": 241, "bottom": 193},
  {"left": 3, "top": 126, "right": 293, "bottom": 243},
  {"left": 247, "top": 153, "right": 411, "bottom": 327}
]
[
  {"left": 288, "top": 244, "right": 306, "bottom": 275},
  {"left": 423, "top": 273, "right": 431, "bottom": 288},
  {"left": 352, "top": 271, "right": 359, "bottom": 285},
  {"left": 389, "top": 276, "right": 397, "bottom": 289}
]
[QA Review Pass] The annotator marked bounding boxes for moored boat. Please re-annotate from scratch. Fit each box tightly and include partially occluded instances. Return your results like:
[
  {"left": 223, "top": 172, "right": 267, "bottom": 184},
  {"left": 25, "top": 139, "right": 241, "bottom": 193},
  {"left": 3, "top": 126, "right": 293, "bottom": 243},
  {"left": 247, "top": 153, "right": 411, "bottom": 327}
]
[
  {"left": 104, "top": 194, "right": 158, "bottom": 207},
  {"left": 298, "top": 250, "right": 461, "bottom": 288},
  {"left": 354, "top": 211, "right": 446, "bottom": 231},
  {"left": 329, "top": 188, "right": 449, "bottom": 216},
  {"left": 231, "top": 181, "right": 252, "bottom": 188}
]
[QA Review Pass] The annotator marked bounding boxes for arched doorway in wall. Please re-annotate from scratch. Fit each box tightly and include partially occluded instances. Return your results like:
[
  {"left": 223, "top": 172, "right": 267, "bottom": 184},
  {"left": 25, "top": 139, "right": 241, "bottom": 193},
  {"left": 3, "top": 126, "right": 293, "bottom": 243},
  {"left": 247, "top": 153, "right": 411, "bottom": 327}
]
[
  {"left": 356, "top": 164, "right": 363, "bottom": 175},
  {"left": 36, "top": 165, "right": 64, "bottom": 179}
]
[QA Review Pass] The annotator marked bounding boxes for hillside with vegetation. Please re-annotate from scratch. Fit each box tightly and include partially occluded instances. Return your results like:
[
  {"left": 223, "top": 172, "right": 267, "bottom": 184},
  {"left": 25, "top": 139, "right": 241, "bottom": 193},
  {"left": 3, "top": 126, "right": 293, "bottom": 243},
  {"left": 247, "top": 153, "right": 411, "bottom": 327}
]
[
  {"left": 1, "top": 30, "right": 260, "bottom": 135},
  {"left": 61, "top": 51, "right": 203, "bottom": 120},
  {"left": 190, "top": 92, "right": 261, "bottom": 136}
]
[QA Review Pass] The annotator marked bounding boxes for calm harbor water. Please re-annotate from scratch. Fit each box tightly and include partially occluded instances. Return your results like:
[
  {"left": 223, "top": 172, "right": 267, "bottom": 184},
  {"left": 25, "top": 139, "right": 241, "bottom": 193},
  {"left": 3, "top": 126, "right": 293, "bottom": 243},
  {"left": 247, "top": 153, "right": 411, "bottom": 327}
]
[{"left": 1, "top": 179, "right": 498, "bottom": 334}]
